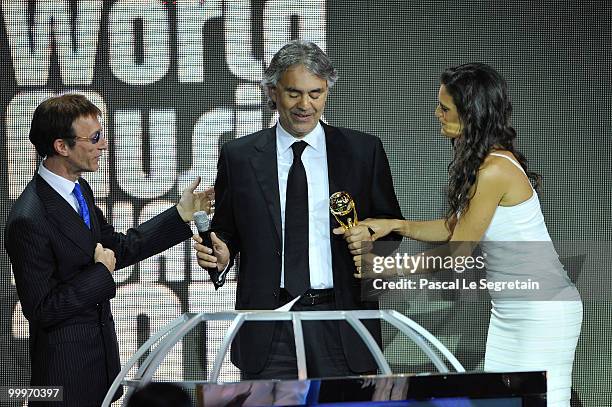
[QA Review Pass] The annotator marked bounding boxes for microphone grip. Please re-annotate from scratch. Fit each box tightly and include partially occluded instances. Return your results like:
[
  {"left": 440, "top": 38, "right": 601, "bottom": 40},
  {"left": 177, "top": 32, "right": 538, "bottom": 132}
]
[
  {"left": 193, "top": 211, "right": 227, "bottom": 290},
  {"left": 198, "top": 230, "right": 223, "bottom": 289},
  {"left": 199, "top": 229, "right": 214, "bottom": 253}
]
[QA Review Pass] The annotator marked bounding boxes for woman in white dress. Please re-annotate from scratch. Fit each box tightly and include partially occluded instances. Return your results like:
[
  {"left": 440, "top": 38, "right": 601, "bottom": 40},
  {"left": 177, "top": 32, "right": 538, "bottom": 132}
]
[{"left": 335, "top": 63, "right": 582, "bottom": 407}]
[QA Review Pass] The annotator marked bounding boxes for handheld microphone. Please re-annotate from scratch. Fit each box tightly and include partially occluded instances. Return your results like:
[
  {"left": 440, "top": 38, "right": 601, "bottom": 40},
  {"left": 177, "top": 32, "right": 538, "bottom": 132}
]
[{"left": 193, "top": 211, "right": 228, "bottom": 290}]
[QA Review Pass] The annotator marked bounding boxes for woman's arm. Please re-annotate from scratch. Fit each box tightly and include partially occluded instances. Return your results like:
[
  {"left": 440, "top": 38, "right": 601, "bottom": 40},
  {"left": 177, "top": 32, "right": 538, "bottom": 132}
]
[
  {"left": 339, "top": 217, "right": 454, "bottom": 246},
  {"left": 336, "top": 157, "right": 520, "bottom": 278},
  {"left": 449, "top": 162, "right": 508, "bottom": 242},
  {"left": 394, "top": 218, "right": 453, "bottom": 242},
  {"left": 361, "top": 159, "right": 509, "bottom": 243}
]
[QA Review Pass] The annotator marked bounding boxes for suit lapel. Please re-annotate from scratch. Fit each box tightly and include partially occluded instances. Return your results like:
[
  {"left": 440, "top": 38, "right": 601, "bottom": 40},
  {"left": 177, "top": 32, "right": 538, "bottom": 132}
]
[
  {"left": 249, "top": 127, "right": 282, "bottom": 249},
  {"left": 324, "top": 123, "right": 353, "bottom": 231},
  {"left": 35, "top": 175, "right": 95, "bottom": 256}
]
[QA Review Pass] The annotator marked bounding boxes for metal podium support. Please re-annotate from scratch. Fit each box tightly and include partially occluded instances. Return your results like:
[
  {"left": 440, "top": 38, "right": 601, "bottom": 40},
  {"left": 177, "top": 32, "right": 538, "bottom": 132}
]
[{"left": 102, "top": 310, "right": 465, "bottom": 407}]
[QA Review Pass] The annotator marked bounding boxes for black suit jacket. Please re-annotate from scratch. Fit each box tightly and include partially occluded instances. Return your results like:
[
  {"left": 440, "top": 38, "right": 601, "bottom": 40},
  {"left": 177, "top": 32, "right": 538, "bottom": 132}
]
[
  {"left": 211, "top": 122, "right": 403, "bottom": 374},
  {"left": 4, "top": 175, "right": 192, "bottom": 407}
]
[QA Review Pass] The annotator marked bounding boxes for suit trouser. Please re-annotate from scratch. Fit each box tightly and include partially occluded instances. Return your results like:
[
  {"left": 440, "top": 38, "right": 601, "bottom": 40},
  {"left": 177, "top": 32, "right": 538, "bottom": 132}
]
[
  {"left": 241, "top": 289, "right": 378, "bottom": 402},
  {"left": 241, "top": 289, "right": 355, "bottom": 381}
]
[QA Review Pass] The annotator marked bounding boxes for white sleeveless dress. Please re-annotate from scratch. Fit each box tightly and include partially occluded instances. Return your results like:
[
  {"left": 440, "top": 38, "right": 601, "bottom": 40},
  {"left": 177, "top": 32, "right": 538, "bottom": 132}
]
[{"left": 480, "top": 153, "right": 583, "bottom": 407}]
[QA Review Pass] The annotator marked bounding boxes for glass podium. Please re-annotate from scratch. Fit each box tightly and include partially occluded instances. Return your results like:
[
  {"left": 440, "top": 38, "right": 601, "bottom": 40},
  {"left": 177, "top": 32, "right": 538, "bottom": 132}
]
[{"left": 102, "top": 310, "right": 546, "bottom": 406}]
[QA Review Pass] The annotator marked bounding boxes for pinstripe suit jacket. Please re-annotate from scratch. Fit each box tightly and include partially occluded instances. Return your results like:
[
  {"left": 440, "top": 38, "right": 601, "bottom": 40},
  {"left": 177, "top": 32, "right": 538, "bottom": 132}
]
[{"left": 4, "top": 175, "right": 192, "bottom": 407}]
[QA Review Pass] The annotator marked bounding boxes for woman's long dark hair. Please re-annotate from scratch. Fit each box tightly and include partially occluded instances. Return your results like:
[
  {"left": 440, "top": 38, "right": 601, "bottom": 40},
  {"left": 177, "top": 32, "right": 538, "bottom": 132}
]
[{"left": 441, "top": 63, "right": 541, "bottom": 226}]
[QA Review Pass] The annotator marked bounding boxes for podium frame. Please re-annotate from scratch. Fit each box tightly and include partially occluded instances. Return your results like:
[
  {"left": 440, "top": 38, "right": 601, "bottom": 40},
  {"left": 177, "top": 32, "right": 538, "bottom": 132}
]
[{"left": 102, "top": 309, "right": 465, "bottom": 406}]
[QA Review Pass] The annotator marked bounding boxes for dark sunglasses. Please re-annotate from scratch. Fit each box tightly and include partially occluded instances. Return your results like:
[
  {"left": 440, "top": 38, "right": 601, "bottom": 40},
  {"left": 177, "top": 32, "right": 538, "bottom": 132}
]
[{"left": 73, "top": 131, "right": 105, "bottom": 144}]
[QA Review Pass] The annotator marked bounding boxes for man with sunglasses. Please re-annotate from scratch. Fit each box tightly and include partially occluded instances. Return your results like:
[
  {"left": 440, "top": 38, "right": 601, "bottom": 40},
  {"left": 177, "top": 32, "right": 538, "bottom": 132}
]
[{"left": 4, "top": 94, "right": 212, "bottom": 406}]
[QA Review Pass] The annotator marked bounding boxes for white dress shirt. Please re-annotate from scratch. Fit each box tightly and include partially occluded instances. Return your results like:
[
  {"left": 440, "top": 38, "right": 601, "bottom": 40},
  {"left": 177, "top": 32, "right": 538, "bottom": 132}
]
[
  {"left": 276, "top": 122, "right": 333, "bottom": 289},
  {"left": 38, "top": 161, "right": 83, "bottom": 214}
]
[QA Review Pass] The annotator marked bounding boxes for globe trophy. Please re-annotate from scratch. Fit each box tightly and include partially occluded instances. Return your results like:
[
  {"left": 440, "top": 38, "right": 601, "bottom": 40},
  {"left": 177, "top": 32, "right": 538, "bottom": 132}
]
[{"left": 329, "top": 191, "right": 358, "bottom": 229}]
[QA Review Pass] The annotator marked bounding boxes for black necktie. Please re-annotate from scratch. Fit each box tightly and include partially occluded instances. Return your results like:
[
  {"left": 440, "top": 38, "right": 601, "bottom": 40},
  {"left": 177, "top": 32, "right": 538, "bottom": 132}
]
[{"left": 284, "top": 141, "right": 311, "bottom": 297}]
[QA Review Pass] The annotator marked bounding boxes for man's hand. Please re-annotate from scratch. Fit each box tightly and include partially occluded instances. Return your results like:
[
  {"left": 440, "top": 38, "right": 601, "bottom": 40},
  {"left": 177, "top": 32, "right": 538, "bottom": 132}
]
[
  {"left": 176, "top": 176, "right": 215, "bottom": 222},
  {"left": 94, "top": 243, "right": 116, "bottom": 272},
  {"left": 351, "top": 252, "right": 377, "bottom": 279},
  {"left": 193, "top": 232, "right": 230, "bottom": 272},
  {"left": 332, "top": 224, "right": 374, "bottom": 255}
]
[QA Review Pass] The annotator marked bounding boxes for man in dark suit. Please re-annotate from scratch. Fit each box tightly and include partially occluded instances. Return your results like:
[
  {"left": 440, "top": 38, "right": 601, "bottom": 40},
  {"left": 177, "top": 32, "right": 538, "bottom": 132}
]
[
  {"left": 4, "top": 94, "right": 212, "bottom": 406},
  {"left": 194, "top": 41, "right": 403, "bottom": 380}
]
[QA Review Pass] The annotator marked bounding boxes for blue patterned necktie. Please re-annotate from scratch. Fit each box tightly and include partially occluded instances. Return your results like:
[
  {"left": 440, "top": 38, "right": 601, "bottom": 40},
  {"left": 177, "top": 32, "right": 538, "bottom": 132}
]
[{"left": 73, "top": 183, "right": 91, "bottom": 229}]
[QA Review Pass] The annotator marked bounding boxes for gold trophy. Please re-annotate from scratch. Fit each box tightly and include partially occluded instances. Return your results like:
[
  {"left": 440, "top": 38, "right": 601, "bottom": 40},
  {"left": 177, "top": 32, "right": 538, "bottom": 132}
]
[{"left": 330, "top": 191, "right": 358, "bottom": 229}]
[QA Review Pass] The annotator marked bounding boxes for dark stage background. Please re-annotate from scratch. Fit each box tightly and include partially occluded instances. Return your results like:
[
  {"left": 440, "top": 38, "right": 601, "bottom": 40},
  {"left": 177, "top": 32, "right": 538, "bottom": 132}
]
[{"left": 1, "top": 1, "right": 610, "bottom": 406}]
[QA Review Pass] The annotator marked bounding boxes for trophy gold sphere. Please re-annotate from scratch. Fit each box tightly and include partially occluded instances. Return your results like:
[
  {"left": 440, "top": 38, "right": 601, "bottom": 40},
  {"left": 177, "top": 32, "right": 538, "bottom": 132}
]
[{"left": 330, "top": 191, "right": 358, "bottom": 229}]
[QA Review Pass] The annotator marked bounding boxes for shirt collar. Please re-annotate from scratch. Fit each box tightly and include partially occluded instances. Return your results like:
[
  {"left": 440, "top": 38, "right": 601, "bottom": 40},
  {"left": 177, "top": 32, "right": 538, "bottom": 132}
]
[
  {"left": 38, "top": 160, "right": 80, "bottom": 196},
  {"left": 276, "top": 121, "right": 325, "bottom": 154}
]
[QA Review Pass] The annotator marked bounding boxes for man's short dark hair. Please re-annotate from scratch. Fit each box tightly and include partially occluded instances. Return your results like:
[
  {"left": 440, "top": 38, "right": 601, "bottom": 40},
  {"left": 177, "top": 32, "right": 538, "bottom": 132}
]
[{"left": 29, "top": 93, "right": 101, "bottom": 158}]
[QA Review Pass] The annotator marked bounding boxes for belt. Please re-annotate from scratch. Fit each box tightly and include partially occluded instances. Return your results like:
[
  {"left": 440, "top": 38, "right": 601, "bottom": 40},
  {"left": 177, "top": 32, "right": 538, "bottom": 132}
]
[{"left": 280, "top": 288, "right": 335, "bottom": 306}]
